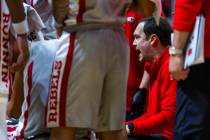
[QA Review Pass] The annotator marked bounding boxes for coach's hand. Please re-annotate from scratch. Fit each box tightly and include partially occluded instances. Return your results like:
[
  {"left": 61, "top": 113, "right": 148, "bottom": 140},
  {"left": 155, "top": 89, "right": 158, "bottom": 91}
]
[{"left": 169, "top": 54, "right": 189, "bottom": 81}]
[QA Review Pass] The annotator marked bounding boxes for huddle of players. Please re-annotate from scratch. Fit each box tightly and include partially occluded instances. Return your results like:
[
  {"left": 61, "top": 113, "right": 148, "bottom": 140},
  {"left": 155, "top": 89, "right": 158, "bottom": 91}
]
[{"left": 3, "top": 0, "right": 177, "bottom": 140}]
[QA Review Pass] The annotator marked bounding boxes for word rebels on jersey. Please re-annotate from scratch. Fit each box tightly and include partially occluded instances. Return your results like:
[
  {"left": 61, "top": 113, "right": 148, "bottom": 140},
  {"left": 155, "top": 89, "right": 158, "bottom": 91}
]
[{"left": 48, "top": 60, "right": 62, "bottom": 123}]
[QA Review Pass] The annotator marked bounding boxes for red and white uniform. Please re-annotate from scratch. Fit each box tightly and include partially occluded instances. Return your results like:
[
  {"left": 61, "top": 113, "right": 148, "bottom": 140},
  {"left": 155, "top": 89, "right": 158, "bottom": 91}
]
[
  {"left": 7, "top": 39, "right": 58, "bottom": 140},
  {"left": 0, "top": 0, "right": 11, "bottom": 98},
  {"left": 0, "top": 1, "right": 45, "bottom": 139},
  {"left": 0, "top": 0, "right": 11, "bottom": 139},
  {"left": 46, "top": 0, "right": 131, "bottom": 131},
  {"left": 46, "top": 30, "right": 129, "bottom": 131},
  {"left": 5, "top": 3, "right": 46, "bottom": 139}
]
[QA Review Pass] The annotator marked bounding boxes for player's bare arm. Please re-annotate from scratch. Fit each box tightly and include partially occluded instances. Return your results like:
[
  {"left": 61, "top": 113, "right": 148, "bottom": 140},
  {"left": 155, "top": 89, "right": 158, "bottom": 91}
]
[{"left": 6, "top": 0, "right": 29, "bottom": 72}]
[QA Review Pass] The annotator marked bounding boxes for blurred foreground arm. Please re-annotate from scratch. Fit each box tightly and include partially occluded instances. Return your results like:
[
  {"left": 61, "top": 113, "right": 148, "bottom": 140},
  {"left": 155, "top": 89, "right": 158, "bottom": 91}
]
[{"left": 6, "top": 0, "right": 29, "bottom": 72}]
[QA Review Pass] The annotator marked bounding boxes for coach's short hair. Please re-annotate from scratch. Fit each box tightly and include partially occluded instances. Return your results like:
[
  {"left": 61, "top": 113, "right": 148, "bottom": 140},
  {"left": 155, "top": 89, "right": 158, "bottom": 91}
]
[{"left": 139, "top": 17, "right": 173, "bottom": 46}]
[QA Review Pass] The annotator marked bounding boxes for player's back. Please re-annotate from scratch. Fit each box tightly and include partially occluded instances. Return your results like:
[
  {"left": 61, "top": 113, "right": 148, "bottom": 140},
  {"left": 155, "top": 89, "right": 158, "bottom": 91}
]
[{"left": 24, "top": 0, "right": 56, "bottom": 39}]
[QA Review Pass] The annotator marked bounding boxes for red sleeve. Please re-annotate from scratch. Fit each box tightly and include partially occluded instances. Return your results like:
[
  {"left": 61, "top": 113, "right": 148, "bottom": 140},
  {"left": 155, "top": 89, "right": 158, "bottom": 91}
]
[
  {"left": 130, "top": 68, "right": 176, "bottom": 135},
  {"left": 173, "top": 0, "right": 203, "bottom": 32},
  {"left": 144, "top": 62, "right": 153, "bottom": 73}
]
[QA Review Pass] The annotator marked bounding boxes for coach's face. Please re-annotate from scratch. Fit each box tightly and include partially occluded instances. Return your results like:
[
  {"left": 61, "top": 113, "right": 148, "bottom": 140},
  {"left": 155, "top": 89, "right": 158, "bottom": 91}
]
[{"left": 133, "top": 22, "right": 154, "bottom": 62}]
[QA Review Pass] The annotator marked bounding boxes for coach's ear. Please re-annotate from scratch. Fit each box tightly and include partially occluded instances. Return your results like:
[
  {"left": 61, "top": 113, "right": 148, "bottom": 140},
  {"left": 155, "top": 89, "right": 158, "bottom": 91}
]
[{"left": 149, "top": 34, "right": 159, "bottom": 48}]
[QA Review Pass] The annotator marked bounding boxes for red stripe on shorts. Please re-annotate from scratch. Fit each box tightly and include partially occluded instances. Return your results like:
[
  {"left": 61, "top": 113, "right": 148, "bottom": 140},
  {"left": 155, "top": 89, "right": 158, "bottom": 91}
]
[
  {"left": 7, "top": 126, "right": 17, "bottom": 132},
  {"left": 76, "top": 0, "right": 86, "bottom": 23},
  {"left": 20, "top": 62, "right": 33, "bottom": 138},
  {"left": 59, "top": 33, "right": 76, "bottom": 126}
]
